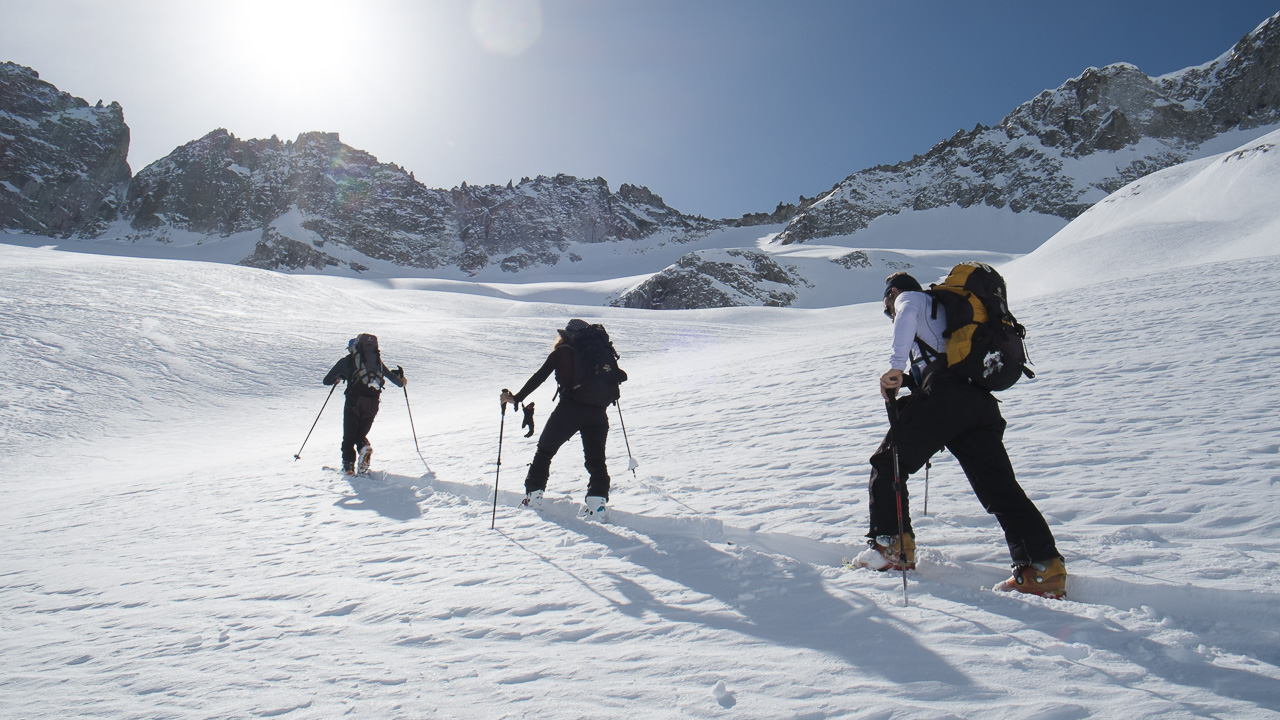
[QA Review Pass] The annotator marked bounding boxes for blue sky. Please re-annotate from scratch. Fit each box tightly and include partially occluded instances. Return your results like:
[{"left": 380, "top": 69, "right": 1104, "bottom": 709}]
[{"left": 2, "top": 0, "right": 1277, "bottom": 218}]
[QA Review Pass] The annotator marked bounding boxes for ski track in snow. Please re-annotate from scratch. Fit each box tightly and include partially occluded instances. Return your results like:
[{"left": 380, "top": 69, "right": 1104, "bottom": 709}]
[{"left": 4, "top": 161, "right": 1280, "bottom": 717}]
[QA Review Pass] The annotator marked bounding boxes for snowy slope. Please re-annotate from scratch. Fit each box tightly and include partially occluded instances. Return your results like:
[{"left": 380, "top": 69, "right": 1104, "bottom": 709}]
[
  {"left": 1005, "top": 128, "right": 1280, "bottom": 298},
  {"left": 3, "top": 135, "right": 1280, "bottom": 718}
]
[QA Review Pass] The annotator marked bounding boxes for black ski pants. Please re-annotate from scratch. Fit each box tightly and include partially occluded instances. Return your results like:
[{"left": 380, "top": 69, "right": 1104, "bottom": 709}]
[
  {"left": 525, "top": 399, "right": 611, "bottom": 499},
  {"left": 867, "top": 377, "right": 1059, "bottom": 565},
  {"left": 341, "top": 394, "right": 380, "bottom": 467}
]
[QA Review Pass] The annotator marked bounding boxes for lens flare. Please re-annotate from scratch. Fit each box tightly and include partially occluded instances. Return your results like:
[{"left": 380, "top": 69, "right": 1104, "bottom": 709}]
[{"left": 470, "top": 0, "right": 543, "bottom": 57}]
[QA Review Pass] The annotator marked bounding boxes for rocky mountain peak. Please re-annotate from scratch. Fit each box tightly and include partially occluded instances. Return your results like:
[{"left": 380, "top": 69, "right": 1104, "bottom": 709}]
[
  {"left": 774, "top": 13, "right": 1280, "bottom": 246},
  {"left": 0, "top": 62, "right": 131, "bottom": 238}
]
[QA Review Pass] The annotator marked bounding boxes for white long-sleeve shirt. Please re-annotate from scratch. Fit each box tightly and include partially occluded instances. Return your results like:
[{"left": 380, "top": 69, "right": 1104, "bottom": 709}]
[{"left": 888, "top": 290, "right": 948, "bottom": 373}]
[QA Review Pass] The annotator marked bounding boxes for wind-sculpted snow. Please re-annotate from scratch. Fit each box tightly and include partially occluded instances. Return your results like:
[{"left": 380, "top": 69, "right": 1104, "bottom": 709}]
[
  {"left": 5, "top": 45, "right": 1280, "bottom": 719},
  {"left": 3, "top": 199, "right": 1280, "bottom": 715}
]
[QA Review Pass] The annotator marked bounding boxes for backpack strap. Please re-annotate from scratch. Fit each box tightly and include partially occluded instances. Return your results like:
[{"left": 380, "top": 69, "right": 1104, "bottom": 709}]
[{"left": 914, "top": 335, "right": 940, "bottom": 363}]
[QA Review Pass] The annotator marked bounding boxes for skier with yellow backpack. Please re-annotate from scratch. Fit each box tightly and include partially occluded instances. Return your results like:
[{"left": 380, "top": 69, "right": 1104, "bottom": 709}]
[{"left": 851, "top": 263, "right": 1067, "bottom": 599}]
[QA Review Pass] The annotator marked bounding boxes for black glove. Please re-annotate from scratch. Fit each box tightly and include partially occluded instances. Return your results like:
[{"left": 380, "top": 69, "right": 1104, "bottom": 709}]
[
  {"left": 521, "top": 402, "right": 536, "bottom": 437},
  {"left": 395, "top": 365, "right": 407, "bottom": 386}
]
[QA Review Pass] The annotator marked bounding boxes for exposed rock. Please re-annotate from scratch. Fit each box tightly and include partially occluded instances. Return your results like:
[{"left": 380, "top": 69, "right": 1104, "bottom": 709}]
[
  {"left": 124, "top": 131, "right": 713, "bottom": 273},
  {"left": 0, "top": 62, "right": 131, "bottom": 237},
  {"left": 832, "top": 250, "right": 873, "bottom": 269},
  {"left": 238, "top": 226, "right": 345, "bottom": 271},
  {"left": 611, "top": 249, "right": 803, "bottom": 309}
]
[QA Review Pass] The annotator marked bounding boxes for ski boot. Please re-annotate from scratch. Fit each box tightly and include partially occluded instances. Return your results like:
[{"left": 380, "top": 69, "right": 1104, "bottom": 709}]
[
  {"left": 995, "top": 557, "right": 1067, "bottom": 599},
  {"left": 580, "top": 495, "right": 609, "bottom": 523},
  {"left": 357, "top": 444, "right": 373, "bottom": 475},
  {"left": 520, "top": 489, "right": 545, "bottom": 511},
  {"left": 342, "top": 462, "right": 355, "bottom": 476},
  {"left": 850, "top": 534, "right": 916, "bottom": 571}
]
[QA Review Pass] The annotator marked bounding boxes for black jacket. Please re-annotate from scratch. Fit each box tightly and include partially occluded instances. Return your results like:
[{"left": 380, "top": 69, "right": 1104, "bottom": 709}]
[{"left": 324, "top": 355, "right": 405, "bottom": 399}]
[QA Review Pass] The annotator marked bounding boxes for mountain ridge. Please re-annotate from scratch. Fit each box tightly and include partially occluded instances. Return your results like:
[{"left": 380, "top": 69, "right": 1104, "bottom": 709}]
[
  {"left": 773, "top": 11, "right": 1280, "bottom": 247},
  {"left": 1, "top": 11, "right": 1277, "bottom": 290}
]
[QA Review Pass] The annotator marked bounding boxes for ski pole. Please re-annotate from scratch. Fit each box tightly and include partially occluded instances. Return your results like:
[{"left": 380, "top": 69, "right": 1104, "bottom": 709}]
[
  {"left": 400, "top": 373, "right": 421, "bottom": 456},
  {"left": 491, "top": 390, "right": 510, "bottom": 530},
  {"left": 294, "top": 383, "right": 337, "bottom": 460},
  {"left": 614, "top": 400, "right": 638, "bottom": 480},
  {"left": 923, "top": 459, "right": 931, "bottom": 516},
  {"left": 886, "top": 393, "right": 909, "bottom": 606}
]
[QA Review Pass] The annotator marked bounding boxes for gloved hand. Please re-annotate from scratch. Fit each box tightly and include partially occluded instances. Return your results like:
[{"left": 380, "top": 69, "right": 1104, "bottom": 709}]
[
  {"left": 396, "top": 365, "right": 408, "bottom": 387},
  {"left": 521, "top": 402, "right": 536, "bottom": 438}
]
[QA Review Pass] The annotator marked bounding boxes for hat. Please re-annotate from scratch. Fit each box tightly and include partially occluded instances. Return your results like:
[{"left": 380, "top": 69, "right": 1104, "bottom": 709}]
[
  {"left": 883, "top": 272, "right": 922, "bottom": 298},
  {"left": 558, "top": 318, "right": 592, "bottom": 341}
]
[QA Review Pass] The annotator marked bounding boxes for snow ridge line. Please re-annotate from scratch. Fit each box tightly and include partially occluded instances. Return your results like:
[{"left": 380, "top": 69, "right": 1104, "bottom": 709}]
[{"left": 383, "top": 470, "right": 1280, "bottom": 627}]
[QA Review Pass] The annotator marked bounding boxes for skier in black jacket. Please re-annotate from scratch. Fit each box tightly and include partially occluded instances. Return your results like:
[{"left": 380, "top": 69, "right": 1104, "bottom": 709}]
[
  {"left": 323, "top": 333, "right": 406, "bottom": 475},
  {"left": 500, "top": 319, "right": 626, "bottom": 521}
]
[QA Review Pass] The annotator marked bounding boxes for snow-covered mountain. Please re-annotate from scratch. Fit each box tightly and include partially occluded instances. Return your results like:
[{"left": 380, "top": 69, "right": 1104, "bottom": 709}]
[
  {"left": 4, "top": 124, "right": 1280, "bottom": 718},
  {"left": 4, "top": 12, "right": 1279, "bottom": 292},
  {"left": 774, "top": 12, "right": 1280, "bottom": 250},
  {"left": 0, "top": 62, "right": 131, "bottom": 238},
  {"left": 124, "top": 129, "right": 714, "bottom": 275}
]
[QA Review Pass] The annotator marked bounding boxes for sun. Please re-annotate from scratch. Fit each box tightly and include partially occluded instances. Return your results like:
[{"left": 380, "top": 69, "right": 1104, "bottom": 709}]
[{"left": 211, "top": 0, "right": 380, "bottom": 101}]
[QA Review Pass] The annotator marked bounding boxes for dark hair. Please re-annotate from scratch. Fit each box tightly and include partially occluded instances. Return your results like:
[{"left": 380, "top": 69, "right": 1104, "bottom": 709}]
[{"left": 883, "top": 272, "right": 922, "bottom": 297}]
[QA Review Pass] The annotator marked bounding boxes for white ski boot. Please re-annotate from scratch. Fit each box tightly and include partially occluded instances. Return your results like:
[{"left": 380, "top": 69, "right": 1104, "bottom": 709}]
[
  {"left": 521, "top": 489, "right": 545, "bottom": 511},
  {"left": 581, "top": 495, "right": 609, "bottom": 523}
]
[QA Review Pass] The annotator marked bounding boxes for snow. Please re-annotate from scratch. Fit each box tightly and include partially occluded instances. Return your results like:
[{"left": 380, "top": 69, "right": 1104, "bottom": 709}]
[
  {"left": 1005, "top": 128, "right": 1280, "bottom": 298},
  {"left": 3, "top": 134, "right": 1280, "bottom": 719},
  {"left": 786, "top": 204, "right": 1069, "bottom": 255}
]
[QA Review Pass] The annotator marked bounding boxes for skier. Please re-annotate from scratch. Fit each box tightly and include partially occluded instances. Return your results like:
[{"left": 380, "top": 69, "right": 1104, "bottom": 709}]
[
  {"left": 499, "top": 319, "right": 626, "bottom": 521},
  {"left": 853, "top": 272, "right": 1067, "bottom": 598},
  {"left": 323, "top": 333, "right": 406, "bottom": 475}
]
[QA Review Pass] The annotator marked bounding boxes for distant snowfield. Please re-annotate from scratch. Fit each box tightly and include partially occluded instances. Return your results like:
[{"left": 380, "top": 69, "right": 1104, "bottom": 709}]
[{"left": 2, "top": 132, "right": 1279, "bottom": 718}]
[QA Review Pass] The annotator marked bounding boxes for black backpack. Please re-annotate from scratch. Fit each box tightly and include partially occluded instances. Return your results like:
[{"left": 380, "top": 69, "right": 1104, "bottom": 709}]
[
  {"left": 918, "top": 263, "right": 1034, "bottom": 392},
  {"left": 350, "top": 333, "right": 385, "bottom": 393},
  {"left": 563, "top": 324, "right": 627, "bottom": 407}
]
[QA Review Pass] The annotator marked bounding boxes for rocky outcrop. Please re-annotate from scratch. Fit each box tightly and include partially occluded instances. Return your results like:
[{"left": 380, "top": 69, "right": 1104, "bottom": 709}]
[
  {"left": 611, "top": 248, "right": 922, "bottom": 309},
  {"left": 775, "top": 12, "right": 1280, "bottom": 245},
  {"left": 611, "top": 249, "right": 808, "bottom": 309},
  {"left": 238, "top": 226, "right": 358, "bottom": 272},
  {"left": 0, "top": 62, "right": 131, "bottom": 237},
  {"left": 730, "top": 199, "right": 810, "bottom": 227}
]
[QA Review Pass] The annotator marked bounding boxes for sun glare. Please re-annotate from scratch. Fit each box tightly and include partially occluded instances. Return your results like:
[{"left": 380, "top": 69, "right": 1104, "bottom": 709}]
[
  {"left": 212, "top": 0, "right": 380, "bottom": 100},
  {"left": 471, "top": 0, "right": 543, "bottom": 57}
]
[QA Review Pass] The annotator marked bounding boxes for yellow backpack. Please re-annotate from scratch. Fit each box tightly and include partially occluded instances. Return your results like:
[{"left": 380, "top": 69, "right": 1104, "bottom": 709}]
[{"left": 919, "top": 263, "right": 1034, "bottom": 391}]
